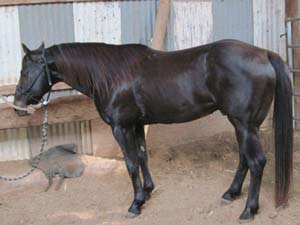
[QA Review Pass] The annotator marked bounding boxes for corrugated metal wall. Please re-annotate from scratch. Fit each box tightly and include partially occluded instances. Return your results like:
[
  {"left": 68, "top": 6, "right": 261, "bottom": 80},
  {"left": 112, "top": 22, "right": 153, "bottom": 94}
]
[
  {"left": 120, "top": 0, "right": 158, "bottom": 45},
  {"left": 166, "top": 0, "right": 213, "bottom": 50},
  {"left": 253, "top": 0, "right": 286, "bottom": 59},
  {"left": 0, "top": 0, "right": 158, "bottom": 161},
  {"left": 0, "top": 128, "right": 30, "bottom": 161},
  {"left": 0, "top": 0, "right": 287, "bottom": 161},
  {"left": 0, "top": 6, "right": 22, "bottom": 85},
  {"left": 18, "top": 3, "right": 75, "bottom": 49},
  {"left": 212, "top": 0, "right": 253, "bottom": 43},
  {"left": 27, "top": 120, "right": 92, "bottom": 157},
  {"left": 165, "top": 0, "right": 285, "bottom": 54},
  {"left": 73, "top": 1, "right": 122, "bottom": 43}
]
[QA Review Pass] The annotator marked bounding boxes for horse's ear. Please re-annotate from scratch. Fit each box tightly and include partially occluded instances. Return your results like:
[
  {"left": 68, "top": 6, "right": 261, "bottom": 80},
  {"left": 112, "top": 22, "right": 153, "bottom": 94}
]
[
  {"left": 37, "top": 42, "right": 45, "bottom": 54},
  {"left": 21, "top": 43, "right": 30, "bottom": 54}
]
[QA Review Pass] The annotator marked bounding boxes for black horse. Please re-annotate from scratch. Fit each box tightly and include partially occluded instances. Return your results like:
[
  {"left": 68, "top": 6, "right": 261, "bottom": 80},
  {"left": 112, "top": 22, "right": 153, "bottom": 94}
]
[{"left": 14, "top": 40, "right": 293, "bottom": 222}]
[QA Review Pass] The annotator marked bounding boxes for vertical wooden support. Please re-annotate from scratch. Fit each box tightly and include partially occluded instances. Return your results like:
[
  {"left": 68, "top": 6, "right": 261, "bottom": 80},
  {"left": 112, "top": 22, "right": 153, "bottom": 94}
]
[
  {"left": 152, "top": 0, "right": 171, "bottom": 50},
  {"left": 286, "top": 0, "right": 300, "bottom": 129},
  {"left": 145, "top": 0, "right": 171, "bottom": 136}
]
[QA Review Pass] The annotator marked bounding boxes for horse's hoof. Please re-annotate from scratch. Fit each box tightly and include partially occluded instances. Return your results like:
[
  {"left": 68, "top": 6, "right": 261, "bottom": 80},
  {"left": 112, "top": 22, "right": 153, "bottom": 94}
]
[
  {"left": 239, "top": 208, "right": 254, "bottom": 223},
  {"left": 126, "top": 212, "right": 139, "bottom": 218},
  {"left": 145, "top": 191, "right": 151, "bottom": 201},
  {"left": 221, "top": 191, "right": 234, "bottom": 204},
  {"left": 127, "top": 204, "right": 141, "bottom": 218},
  {"left": 144, "top": 185, "right": 155, "bottom": 201},
  {"left": 221, "top": 197, "right": 233, "bottom": 205}
]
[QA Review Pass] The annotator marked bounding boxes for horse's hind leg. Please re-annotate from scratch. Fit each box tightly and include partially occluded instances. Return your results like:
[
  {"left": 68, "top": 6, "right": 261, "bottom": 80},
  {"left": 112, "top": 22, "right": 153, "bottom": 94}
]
[
  {"left": 222, "top": 117, "right": 249, "bottom": 203},
  {"left": 135, "top": 125, "right": 154, "bottom": 200},
  {"left": 222, "top": 157, "right": 248, "bottom": 203},
  {"left": 226, "top": 117, "right": 266, "bottom": 222},
  {"left": 240, "top": 126, "right": 266, "bottom": 222}
]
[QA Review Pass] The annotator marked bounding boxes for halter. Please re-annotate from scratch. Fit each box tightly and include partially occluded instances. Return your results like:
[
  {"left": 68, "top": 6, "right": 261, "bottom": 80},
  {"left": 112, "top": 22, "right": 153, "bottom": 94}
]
[{"left": 16, "top": 54, "right": 53, "bottom": 106}]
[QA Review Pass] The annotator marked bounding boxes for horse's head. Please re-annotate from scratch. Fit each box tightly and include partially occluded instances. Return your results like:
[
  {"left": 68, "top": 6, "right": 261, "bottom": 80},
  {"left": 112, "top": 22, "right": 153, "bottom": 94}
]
[{"left": 14, "top": 43, "right": 52, "bottom": 116}]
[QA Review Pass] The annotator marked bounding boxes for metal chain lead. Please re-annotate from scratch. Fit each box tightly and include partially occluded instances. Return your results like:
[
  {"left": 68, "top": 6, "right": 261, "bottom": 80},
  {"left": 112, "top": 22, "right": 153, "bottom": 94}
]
[{"left": 0, "top": 106, "right": 49, "bottom": 181}]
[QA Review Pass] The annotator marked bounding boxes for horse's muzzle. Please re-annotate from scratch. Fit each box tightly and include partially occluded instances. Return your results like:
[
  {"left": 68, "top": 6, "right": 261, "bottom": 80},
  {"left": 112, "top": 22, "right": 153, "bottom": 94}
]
[
  {"left": 14, "top": 100, "right": 29, "bottom": 116},
  {"left": 14, "top": 108, "right": 29, "bottom": 117}
]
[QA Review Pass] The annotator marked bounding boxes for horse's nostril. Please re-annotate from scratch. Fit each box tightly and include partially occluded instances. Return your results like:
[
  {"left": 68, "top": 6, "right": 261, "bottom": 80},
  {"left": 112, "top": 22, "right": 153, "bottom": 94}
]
[
  {"left": 13, "top": 101, "right": 28, "bottom": 116},
  {"left": 14, "top": 99, "right": 26, "bottom": 107}
]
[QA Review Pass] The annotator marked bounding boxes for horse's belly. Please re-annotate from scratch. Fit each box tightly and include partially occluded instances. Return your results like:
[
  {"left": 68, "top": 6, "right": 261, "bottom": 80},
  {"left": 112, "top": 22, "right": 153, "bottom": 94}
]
[
  {"left": 136, "top": 70, "right": 217, "bottom": 124},
  {"left": 144, "top": 101, "right": 217, "bottom": 124}
]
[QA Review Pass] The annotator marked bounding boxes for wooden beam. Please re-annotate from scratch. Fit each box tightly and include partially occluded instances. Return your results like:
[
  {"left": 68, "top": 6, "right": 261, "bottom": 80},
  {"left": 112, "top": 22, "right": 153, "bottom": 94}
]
[
  {"left": 52, "top": 82, "right": 72, "bottom": 91},
  {"left": 0, "top": 82, "right": 71, "bottom": 96},
  {"left": 0, "top": 95, "right": 98, "bottom": 130},
  {"left": 0, "top": 0, "right": 103, "bottom": 6},
  {"left": 0, "top": 84, "right": 16, "bottom": 96}
]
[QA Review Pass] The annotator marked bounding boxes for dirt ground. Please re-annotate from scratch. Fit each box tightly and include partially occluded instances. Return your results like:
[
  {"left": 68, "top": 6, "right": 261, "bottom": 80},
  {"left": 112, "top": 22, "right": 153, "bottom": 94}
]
[{"left": 0, "top": 130, "right": 300, "bottom": 225}]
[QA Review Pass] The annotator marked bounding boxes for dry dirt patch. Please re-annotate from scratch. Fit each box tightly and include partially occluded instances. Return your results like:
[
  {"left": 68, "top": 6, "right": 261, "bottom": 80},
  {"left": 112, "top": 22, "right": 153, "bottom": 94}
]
[{"left": 0, "top": 131, "right": 300, "bottom": 225}]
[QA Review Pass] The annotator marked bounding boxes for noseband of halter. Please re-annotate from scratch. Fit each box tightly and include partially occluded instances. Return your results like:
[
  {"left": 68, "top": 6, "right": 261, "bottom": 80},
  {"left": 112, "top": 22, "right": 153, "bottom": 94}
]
[{"left": 16, "top": 55, "right": 52, "bottom": 105}]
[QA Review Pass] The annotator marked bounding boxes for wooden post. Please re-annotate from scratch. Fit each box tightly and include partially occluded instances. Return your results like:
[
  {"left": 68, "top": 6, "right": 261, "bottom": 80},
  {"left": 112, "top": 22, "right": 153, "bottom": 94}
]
[
  {"left": 152, "top": 0, "right": 171, "bottom": 50},
  {"left": 286, "top": 0, "right": 300, "bottom": 129},
  {"left": 144, "top": 0, "right": 171, "bottom": 136}
]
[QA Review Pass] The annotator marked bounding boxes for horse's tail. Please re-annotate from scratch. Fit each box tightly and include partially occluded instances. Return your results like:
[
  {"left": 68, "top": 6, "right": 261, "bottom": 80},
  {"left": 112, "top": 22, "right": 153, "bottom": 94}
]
[{"left": 268, "top": 52, "right": 293, "bottom": 207}]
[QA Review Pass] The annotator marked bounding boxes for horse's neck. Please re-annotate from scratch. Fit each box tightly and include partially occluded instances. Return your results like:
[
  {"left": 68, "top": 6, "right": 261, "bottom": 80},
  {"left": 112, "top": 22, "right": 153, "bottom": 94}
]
[
  {"left": 61, "top": 74, "right": 94, "bottom": 98},
  {"left": 48, "top": 48, "right": 94, "bottom": 98}
]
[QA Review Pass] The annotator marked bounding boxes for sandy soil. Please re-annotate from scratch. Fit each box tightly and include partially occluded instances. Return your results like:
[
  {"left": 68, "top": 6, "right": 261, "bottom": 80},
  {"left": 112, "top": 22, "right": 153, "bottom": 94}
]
[{"left": 0, "top": 132, "right": 300, "bottom": 225}]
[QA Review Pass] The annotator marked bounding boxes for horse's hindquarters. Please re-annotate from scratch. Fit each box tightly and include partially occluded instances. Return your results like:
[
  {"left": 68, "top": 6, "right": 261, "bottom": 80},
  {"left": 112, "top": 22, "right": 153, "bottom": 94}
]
[{"left": 207, "top": 40, "right": 276, "bottom": 123}]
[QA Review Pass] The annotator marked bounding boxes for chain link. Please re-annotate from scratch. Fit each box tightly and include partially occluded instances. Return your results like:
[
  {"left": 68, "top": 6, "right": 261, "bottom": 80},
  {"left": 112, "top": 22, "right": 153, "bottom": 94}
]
[{"left": 0, "top": 106, "right": 49, "bottom": 182}]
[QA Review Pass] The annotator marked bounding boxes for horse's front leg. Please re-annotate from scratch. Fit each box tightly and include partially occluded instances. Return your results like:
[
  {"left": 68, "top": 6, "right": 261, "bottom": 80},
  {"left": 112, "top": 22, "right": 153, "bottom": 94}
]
[
  {"left": 135, "top": 125, "right": 155, "bottom": 200},
  {"left": 112, "top": 125, "right": 146, "bottom": 217}
]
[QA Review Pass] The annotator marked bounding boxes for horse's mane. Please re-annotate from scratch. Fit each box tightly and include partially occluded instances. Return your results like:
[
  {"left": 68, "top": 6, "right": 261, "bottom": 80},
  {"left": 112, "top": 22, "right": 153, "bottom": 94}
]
[{"left": 50, "top": 43, "right": 151, "bottom": 98}]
